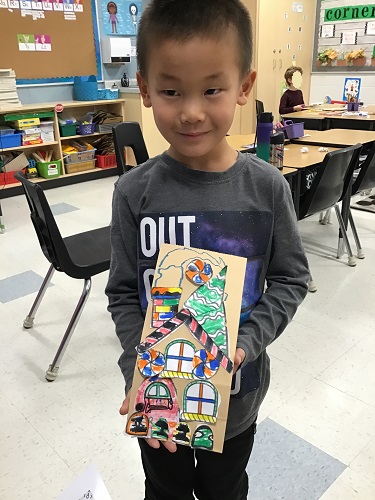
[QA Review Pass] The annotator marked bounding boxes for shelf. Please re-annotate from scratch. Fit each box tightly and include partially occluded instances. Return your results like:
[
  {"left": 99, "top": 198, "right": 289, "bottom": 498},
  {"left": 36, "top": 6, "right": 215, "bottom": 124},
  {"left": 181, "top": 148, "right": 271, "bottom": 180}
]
[
  {"left": 0, "top": 141, "right": 59, "bottom": 152},
  {"left": 60, "top": 131, "right": 112, "bottom": 140}
]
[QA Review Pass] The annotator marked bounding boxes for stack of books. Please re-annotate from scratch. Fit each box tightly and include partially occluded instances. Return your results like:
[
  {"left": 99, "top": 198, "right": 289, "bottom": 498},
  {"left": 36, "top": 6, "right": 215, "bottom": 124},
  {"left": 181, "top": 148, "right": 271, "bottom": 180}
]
[{"left": 0, "top": 69, "right": 21, "bottom": 110}]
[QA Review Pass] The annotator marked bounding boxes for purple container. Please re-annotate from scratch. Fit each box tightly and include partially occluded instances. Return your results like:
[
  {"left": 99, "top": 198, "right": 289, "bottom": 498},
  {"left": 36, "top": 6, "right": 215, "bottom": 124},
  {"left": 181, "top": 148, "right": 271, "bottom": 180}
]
[
  {"left": 347, "top": 102, "right": 359, "bottom": 111},
  {"left": 281, "top": 120, "right": 305, "bottom": 139}
]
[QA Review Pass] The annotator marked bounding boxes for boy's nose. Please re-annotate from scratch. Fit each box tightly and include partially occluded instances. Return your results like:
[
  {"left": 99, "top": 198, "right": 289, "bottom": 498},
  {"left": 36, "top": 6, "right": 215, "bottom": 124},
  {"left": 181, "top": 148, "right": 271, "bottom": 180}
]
[{"left": 180, "top": 100, "right": 205, "bottom": 124}]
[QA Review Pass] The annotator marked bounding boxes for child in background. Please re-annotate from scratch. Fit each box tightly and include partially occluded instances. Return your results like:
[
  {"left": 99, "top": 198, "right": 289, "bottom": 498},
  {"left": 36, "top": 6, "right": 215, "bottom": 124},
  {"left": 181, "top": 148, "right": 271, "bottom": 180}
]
[
  {"left": 106, "top": 1, "right": 309, "bottom": 499},
  {"left": 279, "top": 66, "right": 306, "bottom": 114}
]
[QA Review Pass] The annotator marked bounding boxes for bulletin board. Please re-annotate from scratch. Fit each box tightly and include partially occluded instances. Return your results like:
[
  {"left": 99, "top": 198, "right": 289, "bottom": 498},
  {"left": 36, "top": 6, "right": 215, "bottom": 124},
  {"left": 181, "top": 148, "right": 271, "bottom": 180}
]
[
  {"left": 0, "top": 0, "right": 102, "bottom": 84},
  {"left": 313, "top": 0, "right": 375, "bottom": 72}
]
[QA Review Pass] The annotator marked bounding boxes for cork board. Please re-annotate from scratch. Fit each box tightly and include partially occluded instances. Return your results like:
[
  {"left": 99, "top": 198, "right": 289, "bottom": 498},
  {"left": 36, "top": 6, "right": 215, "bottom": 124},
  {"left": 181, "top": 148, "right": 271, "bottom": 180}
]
[
  {"left": 126, "top": 243, "right": 247, "bottom": 454},
  {"left": 0, "top": 0, "right": 101, "bottom": 83},
  {"left": 313, "top": 0, "right": 375, "bottom": 72}
]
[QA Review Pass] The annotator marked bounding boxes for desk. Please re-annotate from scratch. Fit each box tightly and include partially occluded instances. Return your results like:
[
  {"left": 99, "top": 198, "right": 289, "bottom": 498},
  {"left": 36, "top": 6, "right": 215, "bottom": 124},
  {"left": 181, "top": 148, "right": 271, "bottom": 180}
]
[
  {"left": 281, "top": 110, "right": 328, "bottom": 131},
  {"left": 226, "top": 134, "right": 256, "bottom": 151},
  {"left": 291, "top": 129, "right": 375, "bottom": 148},
  {"left": 282, "top": 104, "right": 375, "bottom": 131}
]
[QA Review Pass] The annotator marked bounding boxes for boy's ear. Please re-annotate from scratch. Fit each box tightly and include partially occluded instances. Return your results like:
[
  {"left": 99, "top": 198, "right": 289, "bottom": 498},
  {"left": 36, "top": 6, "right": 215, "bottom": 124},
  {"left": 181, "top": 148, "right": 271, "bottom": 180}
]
[
  {"left": 136, "top": 71, "right": 152, "bottom": 108},
  {"left": 237, "top": 70, "right": 256, "bottom": 106}
]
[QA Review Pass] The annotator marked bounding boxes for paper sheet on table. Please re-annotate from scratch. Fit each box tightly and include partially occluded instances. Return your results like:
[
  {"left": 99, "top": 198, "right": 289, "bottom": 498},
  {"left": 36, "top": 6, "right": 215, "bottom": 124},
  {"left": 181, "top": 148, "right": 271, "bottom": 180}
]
[{"left": 57, "top": 464, "right": 112, "bottom": 500}]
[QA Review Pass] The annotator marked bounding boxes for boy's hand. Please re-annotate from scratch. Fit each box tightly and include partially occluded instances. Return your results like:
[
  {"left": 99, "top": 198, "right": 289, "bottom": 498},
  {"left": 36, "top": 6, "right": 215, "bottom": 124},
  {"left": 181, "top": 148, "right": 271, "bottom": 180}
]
[
  {"left": 293, "top": 105, "right": 304, "bottom": 111},
  {"left": 119, "top": 389, "right": 177, "bottom": 453},
  {"left": 234, "top": 347, "right": 246, "bottom": 373}
]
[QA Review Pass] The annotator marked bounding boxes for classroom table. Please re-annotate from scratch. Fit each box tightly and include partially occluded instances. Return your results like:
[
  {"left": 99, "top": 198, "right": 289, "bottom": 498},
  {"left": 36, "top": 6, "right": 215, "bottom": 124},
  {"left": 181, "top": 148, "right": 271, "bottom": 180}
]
[
  {"left": 281, "top": 104, "right": 375, "bottom": 131},
  {"left": 291, "top": 129, "right": 375, "bottom": 148},
  {"left": 227, "top": 135, "right": 334, "bottom": 218}
]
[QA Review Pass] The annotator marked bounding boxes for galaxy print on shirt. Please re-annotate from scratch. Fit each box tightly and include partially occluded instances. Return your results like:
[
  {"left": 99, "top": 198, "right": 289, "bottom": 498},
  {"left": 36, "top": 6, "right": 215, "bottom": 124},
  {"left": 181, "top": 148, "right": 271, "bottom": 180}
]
[{"left": 138, "top": 211, "right": 273, "bottom": 324}]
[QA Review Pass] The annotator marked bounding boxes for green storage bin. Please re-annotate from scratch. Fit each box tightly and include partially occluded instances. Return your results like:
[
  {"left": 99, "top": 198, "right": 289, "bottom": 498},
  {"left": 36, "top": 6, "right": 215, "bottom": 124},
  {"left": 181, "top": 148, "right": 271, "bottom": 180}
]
[
  {"left": 37, "top": 159, "right": 62, "bottom": 179},
  {"left": 59, "top": 124, "right": 77, "bottom": 137}
]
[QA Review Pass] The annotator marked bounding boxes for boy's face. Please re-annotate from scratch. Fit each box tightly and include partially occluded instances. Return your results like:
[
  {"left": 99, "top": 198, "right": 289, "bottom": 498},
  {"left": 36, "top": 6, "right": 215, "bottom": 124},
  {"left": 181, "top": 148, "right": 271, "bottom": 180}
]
[{"left": 137, "top": 28, "right": 255, "bottom": 170}]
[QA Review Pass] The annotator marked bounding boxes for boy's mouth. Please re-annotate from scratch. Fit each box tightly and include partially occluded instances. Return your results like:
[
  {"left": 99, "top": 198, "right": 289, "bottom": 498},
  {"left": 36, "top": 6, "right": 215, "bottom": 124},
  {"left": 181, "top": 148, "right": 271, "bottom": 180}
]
[{"left": 179, "top": 131, "right": 209, "bottom": 137}]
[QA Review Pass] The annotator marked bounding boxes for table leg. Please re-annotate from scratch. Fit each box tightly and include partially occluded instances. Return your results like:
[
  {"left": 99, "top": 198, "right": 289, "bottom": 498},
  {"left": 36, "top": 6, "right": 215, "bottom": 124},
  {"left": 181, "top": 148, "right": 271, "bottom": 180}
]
[{"left": 292, "top": 171, "right": 301, "bottom": 220}]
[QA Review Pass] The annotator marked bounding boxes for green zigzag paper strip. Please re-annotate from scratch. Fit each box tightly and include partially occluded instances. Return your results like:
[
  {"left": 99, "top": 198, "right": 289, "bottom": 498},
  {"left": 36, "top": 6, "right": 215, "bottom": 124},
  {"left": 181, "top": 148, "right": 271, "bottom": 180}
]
[{"left": 184, "top": 267, "right": 228, "bottom": 355}]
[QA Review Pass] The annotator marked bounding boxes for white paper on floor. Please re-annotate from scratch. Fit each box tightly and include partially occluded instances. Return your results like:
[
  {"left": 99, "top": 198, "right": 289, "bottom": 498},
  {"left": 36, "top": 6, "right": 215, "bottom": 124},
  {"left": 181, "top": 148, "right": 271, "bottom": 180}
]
[{"left": 57, "top": 464, "right": 112, "bottom": 500}]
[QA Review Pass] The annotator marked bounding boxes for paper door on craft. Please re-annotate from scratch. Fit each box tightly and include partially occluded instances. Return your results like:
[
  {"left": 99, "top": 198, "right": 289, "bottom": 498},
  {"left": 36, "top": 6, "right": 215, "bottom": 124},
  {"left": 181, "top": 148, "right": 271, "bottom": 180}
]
[{"left": 126, "top": 243, "right": 247, "bottom": 453}]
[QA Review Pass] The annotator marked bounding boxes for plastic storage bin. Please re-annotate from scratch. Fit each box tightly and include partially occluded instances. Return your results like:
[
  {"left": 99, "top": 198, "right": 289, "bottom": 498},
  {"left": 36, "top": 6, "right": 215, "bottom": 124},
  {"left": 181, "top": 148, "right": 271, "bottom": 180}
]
[
  {"left": 59, "top": 124, "right": 77, "bottom": 137},
  {"left": 0, "top": 132, "right": 22, "bottom": 149},
  {"left": 347, "top": 102, "right": 359, "bottom": 111},
  {"left": 0, "top": 127, "right": 15, "bottom": 136},
  {"left": 77, "top": 123, "right": 96, "bottom": 135},
  {"left": 96, "top": 153, "right": 117, "bottom": 168},
  {"left": 98, "top": 88, "right": 119, "bottom": 100},
  {"left": 36, "top": 159, "right": 62, "bottom": 179},
  {"left": 65, "top": 159, "right": 96, "bottom": 173},
  {"left": 64, "top": 149, "right": 96, "bottom": 164},
  {"left": 281, "top": 120, "right": 304, "bottom": 139},
  {"left": 73, "top": 75, "right": 98, "bottom": 101}
]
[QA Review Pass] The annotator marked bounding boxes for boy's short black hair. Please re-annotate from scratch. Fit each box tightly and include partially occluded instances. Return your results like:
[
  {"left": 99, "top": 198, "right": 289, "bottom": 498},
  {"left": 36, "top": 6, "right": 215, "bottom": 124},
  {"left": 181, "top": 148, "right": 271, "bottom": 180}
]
[
  {"left": 284, "top": 66, "right": 303, "bottom": 83},
  {"left": 137, "top": 0, "right": 253, "bottom": 78}
]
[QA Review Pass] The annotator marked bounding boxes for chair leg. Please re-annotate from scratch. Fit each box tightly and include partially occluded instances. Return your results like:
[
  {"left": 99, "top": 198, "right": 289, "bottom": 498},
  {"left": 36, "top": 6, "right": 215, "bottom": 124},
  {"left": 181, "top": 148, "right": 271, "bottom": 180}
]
[
  {"left": 23, "top": 264, "right": 55, "bottom": 329},
  {"left": 45, "top": 278, "right": 92, "bottom": 382},
  {"left": 319, "top": 209, "right": 332, "bottom": 225},
  {"left": 308, "top": 276, "right": 317, "bottom": 293},
  {"left": 334, "top": 204, "right": 356, "bottom": 267},
  {"left": 348, "top": 209, "right": 365, "bottom": 259}
]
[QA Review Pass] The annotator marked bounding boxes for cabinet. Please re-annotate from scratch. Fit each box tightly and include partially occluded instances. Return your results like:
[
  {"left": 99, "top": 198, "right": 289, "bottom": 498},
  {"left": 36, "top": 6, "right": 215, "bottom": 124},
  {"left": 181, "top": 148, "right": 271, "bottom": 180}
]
[
  {"left": 0, "top": 99, "right": 125, "bottom": 197},
  {"left": 254, "top": 0, "right": 316, "bottom": 120}
]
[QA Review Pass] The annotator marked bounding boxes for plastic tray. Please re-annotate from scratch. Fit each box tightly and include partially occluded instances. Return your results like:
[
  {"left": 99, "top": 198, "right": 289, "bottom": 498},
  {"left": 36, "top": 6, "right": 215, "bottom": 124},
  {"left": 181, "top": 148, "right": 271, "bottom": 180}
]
[
  {"left": 0, "top": 132, "right": 22, "bottom": 149},
  {"left": 0, "top": 127, "right": 15, "bottom": 136},
  {"left": 77, "top": 123, "right": 96, "bottom": 135},
  {"left": 64, "top": 148, "right": 96, "bottom": 164},
  {"left": 98, "top": 88, "right": 119, "bottom": 100},
  {"left": 65, "top": 159, "right": 96, "bottom": 174},
  {"left": 96, "top": 153, "right": 117, "bottom": 168}
]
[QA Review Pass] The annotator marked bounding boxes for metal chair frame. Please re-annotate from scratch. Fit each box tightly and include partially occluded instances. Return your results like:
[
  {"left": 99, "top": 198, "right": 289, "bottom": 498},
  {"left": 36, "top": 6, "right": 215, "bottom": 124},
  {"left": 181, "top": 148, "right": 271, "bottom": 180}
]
[{"left": 14, "top": 171, "right": 111, "bottom": 381}]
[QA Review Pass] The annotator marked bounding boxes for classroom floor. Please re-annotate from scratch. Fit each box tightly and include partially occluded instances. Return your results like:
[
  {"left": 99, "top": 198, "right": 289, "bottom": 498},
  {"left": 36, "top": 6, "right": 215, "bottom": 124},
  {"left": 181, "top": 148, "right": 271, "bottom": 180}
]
[{"left": 0, "top": 177, "right": 375, "bottom": 499}]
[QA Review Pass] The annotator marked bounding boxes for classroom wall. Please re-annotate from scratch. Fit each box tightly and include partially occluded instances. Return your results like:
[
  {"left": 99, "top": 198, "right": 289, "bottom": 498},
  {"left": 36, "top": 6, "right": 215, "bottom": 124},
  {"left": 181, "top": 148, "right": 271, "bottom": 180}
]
[
  {"left": 16, "top": 1, "right": 142, "bottom": 104},
  {"left": 309, "top": 73, "right": 375, "bottom": 104}
]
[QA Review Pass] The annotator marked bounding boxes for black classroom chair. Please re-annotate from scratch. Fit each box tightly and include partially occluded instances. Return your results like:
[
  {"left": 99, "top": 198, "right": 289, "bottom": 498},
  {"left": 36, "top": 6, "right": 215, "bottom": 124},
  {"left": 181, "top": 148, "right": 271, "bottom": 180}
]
[
  {"left": 112, "top": 121, "right": 149, "bottom": 175},
  {"left": 346, "top": 141, "right": 375, "bottom": 259},
  {"left": 255, "top": 99, "right": 264, "bottom": 119},
  {"left": 14, "top": 171, "right": 111, "bottom": 381},
  {"left": 297, "top": 144, "right": 362, "bottom": 291}
]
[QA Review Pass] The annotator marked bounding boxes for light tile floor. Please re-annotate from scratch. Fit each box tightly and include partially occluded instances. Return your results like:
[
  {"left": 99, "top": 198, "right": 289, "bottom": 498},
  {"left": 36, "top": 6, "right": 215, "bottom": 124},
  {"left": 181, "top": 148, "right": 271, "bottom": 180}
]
[{"left": 0, "top": 178, "right": 374, "bottom": 499}]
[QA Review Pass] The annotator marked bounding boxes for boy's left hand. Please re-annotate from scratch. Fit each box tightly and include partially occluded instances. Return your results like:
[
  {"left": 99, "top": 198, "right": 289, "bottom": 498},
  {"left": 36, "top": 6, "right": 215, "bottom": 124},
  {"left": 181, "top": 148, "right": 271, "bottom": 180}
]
[{"left": 234, "top": 348, "right": 246, "bottom": 373}]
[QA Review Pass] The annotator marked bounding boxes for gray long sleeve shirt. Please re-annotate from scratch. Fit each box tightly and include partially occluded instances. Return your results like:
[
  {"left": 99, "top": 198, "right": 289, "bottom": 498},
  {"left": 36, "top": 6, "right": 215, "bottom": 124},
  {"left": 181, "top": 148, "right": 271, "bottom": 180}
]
[{"left": 105, "top": 151, "right": 309, "bottom": 440}]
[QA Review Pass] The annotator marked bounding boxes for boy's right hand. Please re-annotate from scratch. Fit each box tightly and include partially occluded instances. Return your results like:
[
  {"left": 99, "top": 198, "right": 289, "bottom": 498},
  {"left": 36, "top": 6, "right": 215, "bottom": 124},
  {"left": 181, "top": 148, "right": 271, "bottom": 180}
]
[
  {"left": 293, "top": 104, "right": 305, "bottom": 111},
  {"left": 120, "top": 389, "right": 177, "bottom": 453}
]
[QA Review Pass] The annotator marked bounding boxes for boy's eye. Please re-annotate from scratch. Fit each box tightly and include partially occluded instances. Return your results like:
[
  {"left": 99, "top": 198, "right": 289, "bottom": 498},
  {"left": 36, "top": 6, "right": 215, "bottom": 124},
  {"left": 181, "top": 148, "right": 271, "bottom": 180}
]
[
  {"left": 205, "top": 88, "right": 220, "bottom": 96},
  {"left": 163, "top": 90, "right": 179, "bottom": 97}
]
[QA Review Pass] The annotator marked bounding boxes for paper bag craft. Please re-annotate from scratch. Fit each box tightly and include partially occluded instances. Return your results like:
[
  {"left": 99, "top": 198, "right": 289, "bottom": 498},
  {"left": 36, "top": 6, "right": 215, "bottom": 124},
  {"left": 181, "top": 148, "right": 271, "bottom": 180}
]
[{"left": 126, "top": 244, "right": 247, "bottom": 453}]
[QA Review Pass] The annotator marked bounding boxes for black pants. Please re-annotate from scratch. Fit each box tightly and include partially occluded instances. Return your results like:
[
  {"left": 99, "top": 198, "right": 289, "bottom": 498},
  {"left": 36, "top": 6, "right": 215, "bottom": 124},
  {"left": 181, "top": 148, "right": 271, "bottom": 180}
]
[{"left": 138, "top": 422, "right": 256, "bottom": 500}]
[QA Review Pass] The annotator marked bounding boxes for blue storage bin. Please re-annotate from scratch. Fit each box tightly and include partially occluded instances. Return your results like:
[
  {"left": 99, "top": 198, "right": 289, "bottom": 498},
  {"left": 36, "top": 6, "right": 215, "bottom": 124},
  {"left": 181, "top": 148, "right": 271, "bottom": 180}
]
[
  {"left": 0, "top": 132, "right": 22, "bottom": 149},
  {"left": 97, "top": 88, "right": 119, "bottom": 100},
  {"left": 73, "top": 75, "right": 98, "bottom": 101},
  {"left": 97, "top": 89, "right": 106, "bottom": 99}
]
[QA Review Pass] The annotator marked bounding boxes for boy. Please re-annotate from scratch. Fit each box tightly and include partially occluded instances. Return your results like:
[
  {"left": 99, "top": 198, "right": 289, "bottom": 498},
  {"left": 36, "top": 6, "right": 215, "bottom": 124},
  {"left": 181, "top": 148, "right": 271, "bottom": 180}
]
[
  {"left": 279, "top": 66, "right": 306, "bottom": 114},
  {"left": 105, "top": 1, "right": 309, "bottom": 499}
]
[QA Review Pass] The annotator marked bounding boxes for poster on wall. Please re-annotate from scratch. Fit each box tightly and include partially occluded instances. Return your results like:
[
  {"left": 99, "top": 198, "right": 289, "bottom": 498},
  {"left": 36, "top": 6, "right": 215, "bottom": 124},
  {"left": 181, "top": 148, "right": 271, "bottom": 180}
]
[
  {"left": 342, "top": 77, "right": 361, "bottom": 102},
  {"left": 101, "top": 0, "right": 142, "bottom": 35}
]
